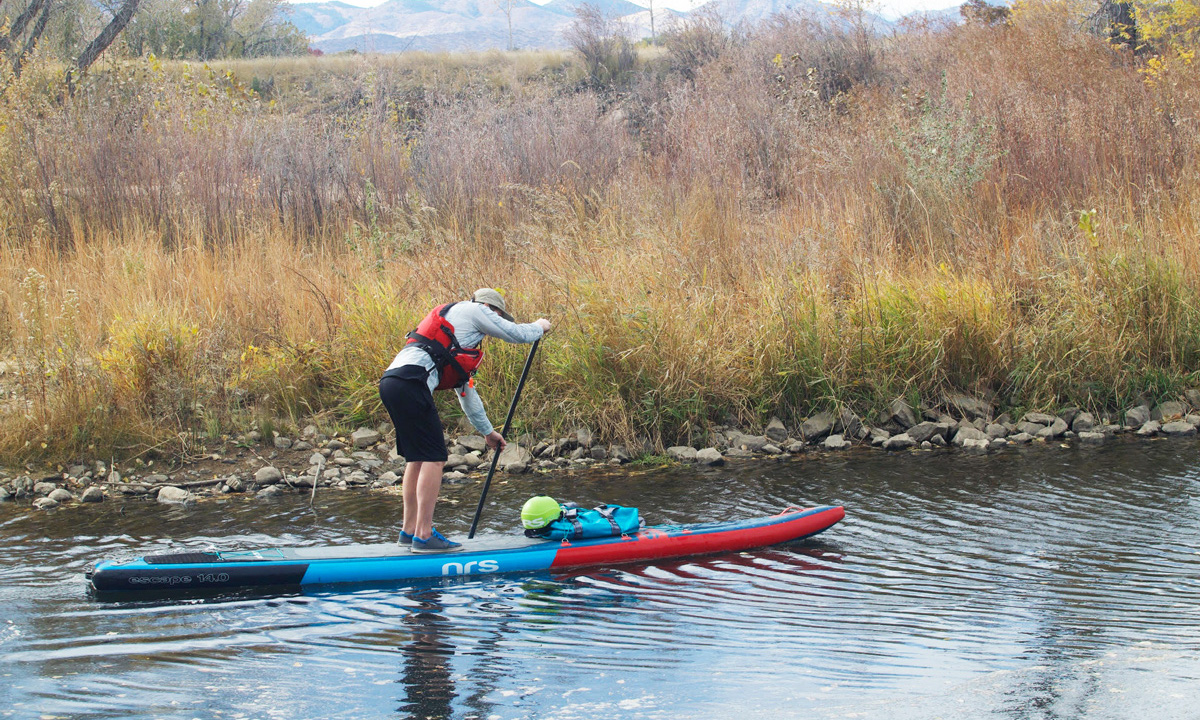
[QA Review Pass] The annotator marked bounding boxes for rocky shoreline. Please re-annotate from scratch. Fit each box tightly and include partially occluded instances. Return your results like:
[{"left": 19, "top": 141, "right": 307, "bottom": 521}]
[{"left": 3, "top": 393, "right": 1200, "bottom": 510}]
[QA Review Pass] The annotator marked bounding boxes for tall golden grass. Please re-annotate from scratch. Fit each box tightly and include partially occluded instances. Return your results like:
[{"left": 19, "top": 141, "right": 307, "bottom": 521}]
[{"left": 1, "top": 2, "right": 1199, "bottom": 463}]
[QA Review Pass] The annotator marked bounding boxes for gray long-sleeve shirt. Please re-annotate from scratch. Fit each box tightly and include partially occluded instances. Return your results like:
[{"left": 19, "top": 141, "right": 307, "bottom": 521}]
[{"left": 387, "top": 301, "right": 544, "bottom": 436}]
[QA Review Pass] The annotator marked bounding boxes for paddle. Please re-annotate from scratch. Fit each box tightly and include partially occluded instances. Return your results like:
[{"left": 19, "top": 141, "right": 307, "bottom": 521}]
[{"left": 468, "top": 338, "right": 540, "bottom": 539}]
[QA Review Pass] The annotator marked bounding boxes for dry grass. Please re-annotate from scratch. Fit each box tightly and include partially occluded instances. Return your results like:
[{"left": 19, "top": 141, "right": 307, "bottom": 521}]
[{"left": 1, "top": 4, "right": 1199, "bottom": 464}]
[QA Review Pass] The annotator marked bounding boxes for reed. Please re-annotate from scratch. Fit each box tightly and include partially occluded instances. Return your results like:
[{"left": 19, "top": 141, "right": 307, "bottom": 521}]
[{"left": 1, "top": 3, "right": 1198, "bottom": 464}]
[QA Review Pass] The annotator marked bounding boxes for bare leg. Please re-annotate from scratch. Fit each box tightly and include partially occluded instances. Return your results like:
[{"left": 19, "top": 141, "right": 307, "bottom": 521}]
[
  {"left": 401, "top": 461, "right": 423, "bottom": 536},
  {"left": 413, "top": 460, "right": 445, "bottom": 540}
]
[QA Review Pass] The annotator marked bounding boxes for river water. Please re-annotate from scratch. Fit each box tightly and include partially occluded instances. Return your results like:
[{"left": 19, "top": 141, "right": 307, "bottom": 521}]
[{"left": 2, "top": 439, "right": 1199, "bottom": 719}]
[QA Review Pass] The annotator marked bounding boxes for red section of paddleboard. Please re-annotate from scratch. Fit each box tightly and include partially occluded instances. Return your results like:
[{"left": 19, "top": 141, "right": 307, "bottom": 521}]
[{"left": 549, "top": 505, "right": 844, "bottom": 569}]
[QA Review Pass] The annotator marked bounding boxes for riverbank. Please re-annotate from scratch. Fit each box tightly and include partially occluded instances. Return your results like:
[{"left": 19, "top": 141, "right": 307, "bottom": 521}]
[
  {"left": 2, "top": 7, "right": 1199, "bottom": 467},
  {"left": 5, "top": 393, "right": 1198, "bottom": 510}
]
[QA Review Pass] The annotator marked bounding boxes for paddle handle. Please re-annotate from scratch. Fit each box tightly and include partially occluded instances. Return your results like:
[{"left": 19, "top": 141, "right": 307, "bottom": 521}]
[{"left": 468, "top": 339, "right": 540, "bottom": 539}]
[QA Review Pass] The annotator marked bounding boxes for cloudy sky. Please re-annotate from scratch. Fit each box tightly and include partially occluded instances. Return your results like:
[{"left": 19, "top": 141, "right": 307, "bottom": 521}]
[{"left": 287, "top": 0, "right": 962, "bottom": 21}]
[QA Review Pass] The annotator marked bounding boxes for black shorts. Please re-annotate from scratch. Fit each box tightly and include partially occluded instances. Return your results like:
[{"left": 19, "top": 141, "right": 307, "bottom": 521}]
[{"left": 379, "top": 372, "right": 447, "bottom": 463}]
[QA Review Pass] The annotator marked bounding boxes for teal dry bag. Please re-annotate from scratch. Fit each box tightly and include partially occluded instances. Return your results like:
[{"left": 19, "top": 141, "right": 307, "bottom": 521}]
[{"left": 527, "top": 503, "right": 644, "bottom": 541}]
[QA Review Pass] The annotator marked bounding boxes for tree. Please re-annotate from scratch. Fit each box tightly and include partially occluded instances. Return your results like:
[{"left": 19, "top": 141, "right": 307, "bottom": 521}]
[
  {"left": 1, "top": 0, "right": 140, "bottom": 77},
  {"left": 497, "top": 0, "right": 514, "bottom": 51}
]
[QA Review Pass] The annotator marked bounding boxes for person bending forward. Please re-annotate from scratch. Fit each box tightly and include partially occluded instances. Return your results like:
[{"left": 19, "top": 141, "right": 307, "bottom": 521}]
[{"left": 378, "top": 289, "right": 550, "bottom": 553}]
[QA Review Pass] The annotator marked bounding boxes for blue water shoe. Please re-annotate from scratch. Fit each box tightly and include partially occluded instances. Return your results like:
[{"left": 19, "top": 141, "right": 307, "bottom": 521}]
[
  {"left": 399, "top": 531, "right": 414, "bottom": 545},
  {"left": 411, "top": 528, "right": 463, "bottom": 553}
]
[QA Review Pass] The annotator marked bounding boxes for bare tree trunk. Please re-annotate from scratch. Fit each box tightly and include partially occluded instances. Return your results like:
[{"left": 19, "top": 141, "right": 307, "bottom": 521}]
[
  {"left": 0, "top": 0, "right": 52, "bottom": 55},
  {"left": 11, "top": 0, "right": 53, "bottom": 77},
  {"left": 74, "top": 0, "right": 141, "bottom": 72}
]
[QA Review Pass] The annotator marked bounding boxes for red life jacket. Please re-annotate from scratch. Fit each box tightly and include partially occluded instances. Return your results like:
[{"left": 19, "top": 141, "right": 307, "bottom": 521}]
[{"left": 405, "top": 302, "right": 483, "bottom": 393}]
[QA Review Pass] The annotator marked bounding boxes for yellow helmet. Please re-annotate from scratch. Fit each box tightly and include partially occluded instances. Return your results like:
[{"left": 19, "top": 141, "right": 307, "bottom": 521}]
[{"left": 521, "top": 496, "right": 561, "bottom": 529}]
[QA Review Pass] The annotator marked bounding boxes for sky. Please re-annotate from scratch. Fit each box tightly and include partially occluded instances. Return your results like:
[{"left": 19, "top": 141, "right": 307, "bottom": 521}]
[{"left": 286, "top": 0, "right": 963, "bottom": 21}]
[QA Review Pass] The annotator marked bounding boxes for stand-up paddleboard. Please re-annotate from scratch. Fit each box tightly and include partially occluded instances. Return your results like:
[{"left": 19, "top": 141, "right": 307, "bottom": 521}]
[{"left": 87, "top": 505, "right": 844, "bottom": 595}]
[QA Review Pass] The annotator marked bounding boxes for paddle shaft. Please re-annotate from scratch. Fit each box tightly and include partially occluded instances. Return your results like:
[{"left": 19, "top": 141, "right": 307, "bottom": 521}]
[{"left": 468, "top": 339, "right": 540, "bottom": 539}]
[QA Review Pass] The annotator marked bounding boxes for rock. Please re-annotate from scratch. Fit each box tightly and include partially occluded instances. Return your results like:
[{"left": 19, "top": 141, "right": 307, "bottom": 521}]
[
  {"left": 889, "top": 399, "right": 919, "bottom": 429},
  {"left": 952, "top": 426, "right": 989, "bottom": 446},
  {"left": 226, "top": 477, "right": 245, "bottom": 492},
  {"left": 446, "top": 454, "right": 470, "bottom": 470},
  {"left": 667, "top": 446, "right": 698, "bottom": 462},
  {"left": 33, "top": 497, "right": 59, "bottom": 510},
  {"left": 273, "top": 435, "right": 292, "bottom": 449},
  {"left": 33, "top": 481, "right": 57, "bottom": 496},
  {"left": 461, "top": 453, "right": 483, "bottom": 469},
  {"left": 570, "top": 447, "right": 588, "bottom": 460},
  {"left": 1009, "top": 432, "right": 1034, "bottom": 444},
  {"left": 144, "top": 474, "right": 170, "bottom": 485},
  {"left": 257, "top": 484, "right": 284, "bottom": 498},
  {"left": 68, "top": 464, "right": 88, "bottom": 478},
  {"left": 157, "top": 486, "right": 192, "bottom": 504},
  {"left": 80, "top": 486, "right": 104, "bottom": 502},
  {"left": 1186, "top": 389, "right": 1200, "bottom": 409},
  {"left": 1161, "top": 421, "right": 1197, "bottom": 437},
  {"left": 920, "top": 441, "right": 933, "bottom": 450},
  {"left": 589, "top": 446, "right": 609, "bottom": 461},
  {"left": 985, "top": 423, "right": 1010, "bottom": 440},
  {"left": 377, "top": 471, "right": 400, "bottom": 486},
  {"left": 351, "top": 427, "right": 382, "bottom": 448},
  {"left": 326, "top": 439, "right": 347, "bottom": 451},
  {"left": 883, "top": 433, "right": 916, "bottom": 450},
  {"left": 696, "top": 448, "right": 725, "bottom": 466},
  {"left": 823, "top": 434, "right": 850, "bottom": 450},
  {"left": 960, "top": 437, "right": 990, "bottom": 453},
  {"left": 761, "top": 443, "right": 783, "bottom": 454},
  {"left": 990, "top": 438, "right": 1007, "bottom": 450},
  {"left": 1136, "top": 420, "right": 1161, "bottom": 436},
  {"left": 868, "top": 428, "right": 891, "bottom": 446},
  {"left": 1152, "top": 401, "right": 1187, "bottom": 422},
  {"left": 1035, "top": 418, "right": 1069, "bottom": 439},
  {"left": 309, "top": 452, "right": 325, "bottom": 465},
  {"left": 725, "top": 448, "right": 755, "bottom": 458},
  {"left": 610, "top": 445, "right": 633, "bottom": 463},
  {"left": 785, "top": 440, "right": 807, "bottom": 453},
  {"left": 107, "top": 470, "right": 122, "bottom": 484},
  {"left": 575, "top": 427, "right": 594, "bottom": 448},
  {"left": 907, "top": 422, "right": 942, "bottom": 444},
  {"left": 443, "top": 470, "right": 469, "bottom": 483},
  {"left": 1017, "top": 421, "right": 1046, "bottom": 436},
  {"left": 246, "top": 430, "right": 262, "bottom": 442},
  {"left": 946, "top": 394, "right": 993, "bottom": 421},
  {"left": 1071, "top": 412, "right": 1095, "bottom": 432},
  {"left": 254, "top": 466, "right": 283, "bottom": 485},
  {"left": 930, "top": 434, "right": 947, "bottom": 447},
  {"left": 48, "top": 488, "right": 74, "bottom": 503},
  {"left": 293, "top": 475, "right": 315, "bottom": 488},
  {"left": 838, "top": 409, "right": 865, "bottom": 438},
  {"left": 346, "top": 470, "right": 371, "bottom": 485},
  {"left": 0, "top": 487, "right": 11, "bottom": 502},
  {"left": 800, "top": 412, "right": 836, "bottom": 442},
  {"left": 303, "top": 424, "right": 320, "bottom": 439},
  {"left": 729, "top": 433, "right": 769, "bottom": 452},
  {"left": 765, "top": 416, "right": 788, "bottom": 443},
  {"left": 498, "top": 443, "right": 533, "bottom": 471},
  {"left": 293, "top": 441, "right": 312, "bottom": 451},
  {"left": 1022, "top": 412, "right": 1057, "bottom": 426},
  {"left": 457, "top": 435, "right": 488, "bottom": 453},
  {"left": 1078, "top": 431, "right": 1106, "bottom": 444},
  {"left": 1124, "top": 406, "right": 1151, "bottom": 428},
  {"left": 1187, "top": 414, "right": 1200, "bottom": 428}
]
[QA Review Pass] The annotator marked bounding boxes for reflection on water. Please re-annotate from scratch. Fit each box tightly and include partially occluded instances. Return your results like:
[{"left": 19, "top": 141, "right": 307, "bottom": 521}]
[{"left": 2, "top": 438, "right": 1200, "bottom": 718}]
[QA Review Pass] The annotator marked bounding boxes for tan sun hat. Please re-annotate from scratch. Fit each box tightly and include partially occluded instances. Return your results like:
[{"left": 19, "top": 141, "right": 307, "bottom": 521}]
[{"left": 472, "top": 288, "right": 514, "bottom": 321}]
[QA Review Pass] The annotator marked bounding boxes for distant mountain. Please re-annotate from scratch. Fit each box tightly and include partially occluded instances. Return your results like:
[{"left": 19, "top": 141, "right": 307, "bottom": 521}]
[
  {"left": 311, "top": 0, "right": 572, "bottom": 52},
  {"left": 291, "top": 0, "right": 897, "bottom": 53},
  {"left": 541, "top": 0, "right": 647, "bottom": 17},
  {"left": 286, "top": 1, "right": 366, "bottom": 37}
]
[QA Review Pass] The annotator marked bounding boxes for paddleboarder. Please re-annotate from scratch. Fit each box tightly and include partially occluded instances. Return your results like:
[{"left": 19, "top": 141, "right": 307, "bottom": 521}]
[{"left": 379, "top": 289, "right": 550, "bottom": 553}]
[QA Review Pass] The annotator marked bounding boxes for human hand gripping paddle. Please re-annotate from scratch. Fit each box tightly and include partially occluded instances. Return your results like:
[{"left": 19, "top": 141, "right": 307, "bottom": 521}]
[{"left": 468, "top": 337, "right": 541, "bottom": 539}]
